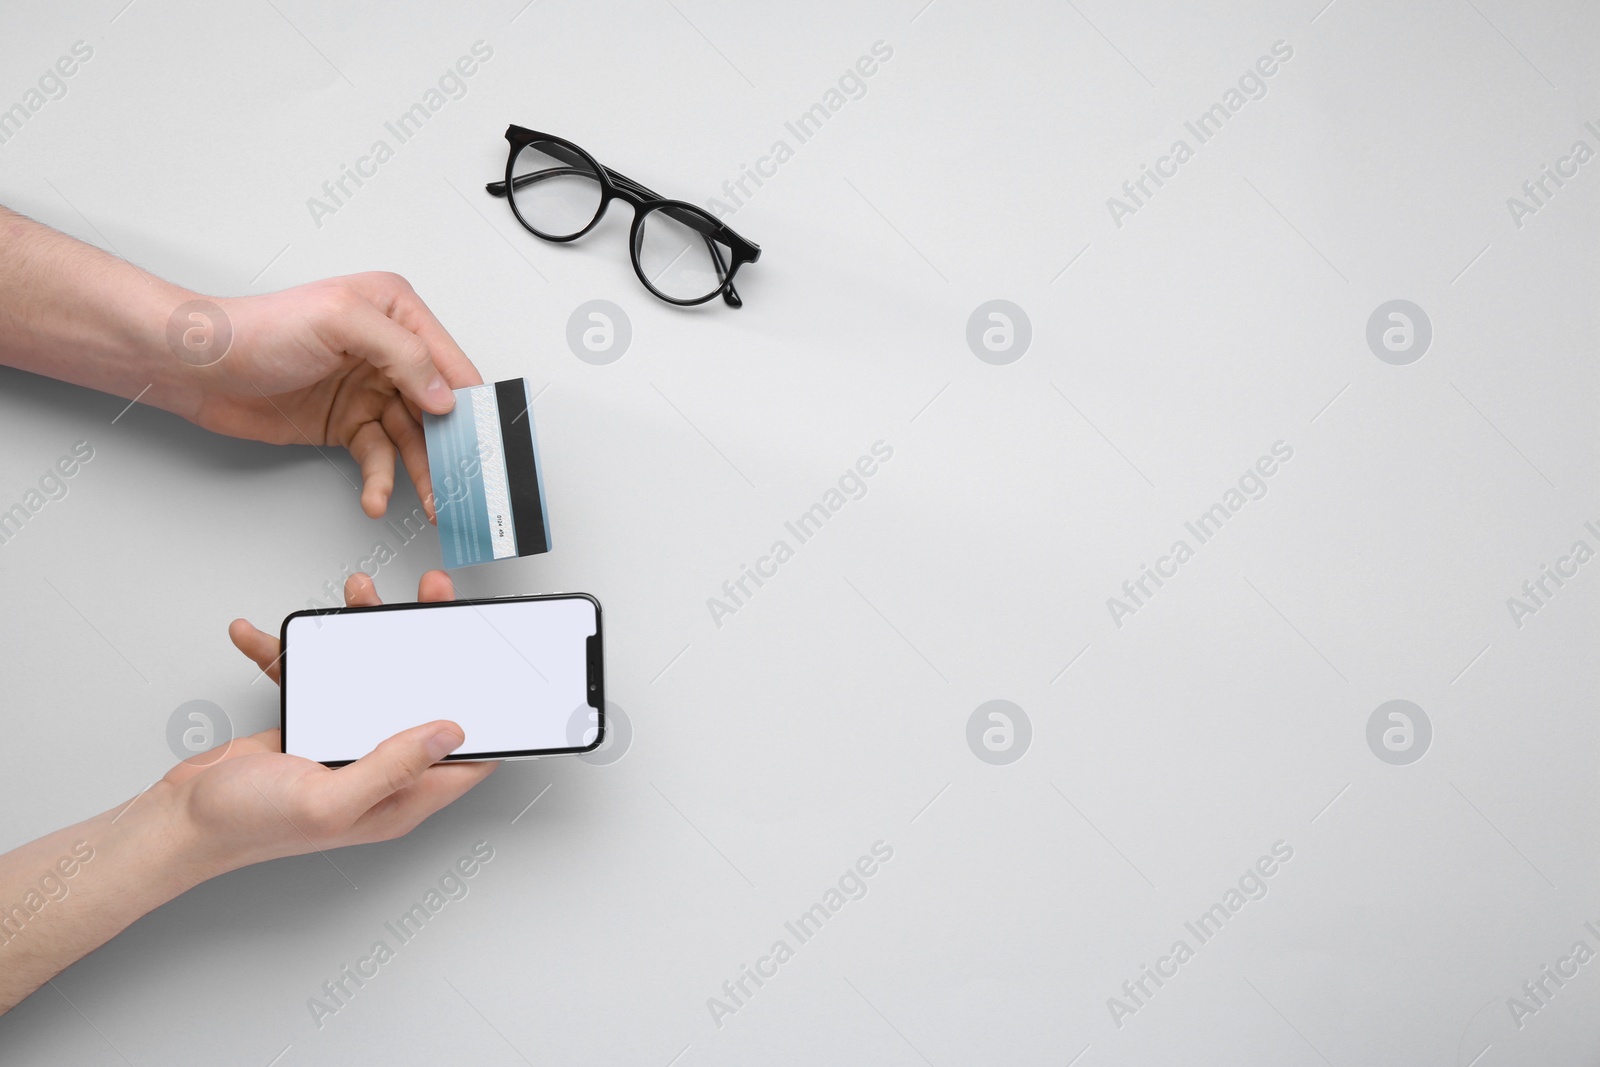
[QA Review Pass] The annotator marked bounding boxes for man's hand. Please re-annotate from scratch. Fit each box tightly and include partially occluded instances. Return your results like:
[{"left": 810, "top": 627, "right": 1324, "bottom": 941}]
[
  {"left": 0, "top": 207, "right": 483, "bottom": 520},
  {"left": 195, "top": 274, "right": 483, "bottom": 520},
  {"left": 0, "top": 569, "right": 496, "bottom": 1014},
  {"left": 182, "top": 569, "right": 495, "bottom": 870}
]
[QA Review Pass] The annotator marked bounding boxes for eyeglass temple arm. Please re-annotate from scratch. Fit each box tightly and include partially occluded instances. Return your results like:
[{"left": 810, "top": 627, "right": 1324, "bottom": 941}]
[
  {"left": 709, "top": 238, "right": 740, "bottom": 308},
  {"left": 485, "top": 174, "right": 538, "bottom": 196},
  {"left": 485, "top": 166, "right": 692, "bottom": 213},
  {"left": 485, "top": 167, "right": 669, "bottom": 203},
  {"left": 487, "top": 168, "right": 747, "bottom": 245},
  {"left": 486, "top": 163, "right": 748, "bottom": 308}
]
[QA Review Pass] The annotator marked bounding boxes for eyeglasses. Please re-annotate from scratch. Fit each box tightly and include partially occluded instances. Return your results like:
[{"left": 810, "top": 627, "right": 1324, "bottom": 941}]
[{"left": 486, "top": 126, "right": 761, "bottom": 308}]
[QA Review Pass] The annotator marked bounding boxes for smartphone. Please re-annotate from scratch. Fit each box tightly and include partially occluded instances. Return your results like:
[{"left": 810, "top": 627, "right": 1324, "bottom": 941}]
[{"left": 279, "top": 593, "right": 603, "bottom": 766}]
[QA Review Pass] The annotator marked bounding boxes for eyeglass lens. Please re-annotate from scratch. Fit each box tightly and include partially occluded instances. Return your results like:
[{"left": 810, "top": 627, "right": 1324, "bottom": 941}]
[
  {"left": 635, "top": 206, "right": 730, "bottom": 302},
  {"left": 510, "top": 140, "right": 603, "bottom": 238}
]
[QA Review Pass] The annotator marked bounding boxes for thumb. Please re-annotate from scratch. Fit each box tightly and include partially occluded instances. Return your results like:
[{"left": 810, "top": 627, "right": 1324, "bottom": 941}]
[
  {"left": 329, "top": 720, "right": 466, "bottom": 818},
  {"left": 228, "top": 618, "right": 282, "bottom": 684}
]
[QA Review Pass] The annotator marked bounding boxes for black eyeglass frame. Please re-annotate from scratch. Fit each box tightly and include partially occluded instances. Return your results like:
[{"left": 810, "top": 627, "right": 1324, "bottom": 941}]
[{"left": 486, "top": 125, "right": 761, "bottom": 308}]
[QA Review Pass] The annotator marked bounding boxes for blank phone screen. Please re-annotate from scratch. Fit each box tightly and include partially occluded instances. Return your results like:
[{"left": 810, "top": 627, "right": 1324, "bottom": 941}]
[{"left": 281, "top": 595, "right": 601, "bottom": 764}]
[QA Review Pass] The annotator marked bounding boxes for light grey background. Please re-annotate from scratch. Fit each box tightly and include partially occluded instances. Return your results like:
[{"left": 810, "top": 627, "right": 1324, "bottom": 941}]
[{"left": 0, "top": 0, "right": 1596, "bottom": 1064}]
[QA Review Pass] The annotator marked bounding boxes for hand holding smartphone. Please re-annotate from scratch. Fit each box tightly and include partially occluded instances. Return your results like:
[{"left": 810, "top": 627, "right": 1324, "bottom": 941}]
[{"left": 278, "top": 591, "right": 604, "bottom": 767}]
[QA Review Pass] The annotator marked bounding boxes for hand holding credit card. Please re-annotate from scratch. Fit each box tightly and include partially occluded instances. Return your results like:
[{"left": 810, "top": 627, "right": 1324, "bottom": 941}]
[{"left": 424, "top": 378, "right": 551, "bottom": 569}]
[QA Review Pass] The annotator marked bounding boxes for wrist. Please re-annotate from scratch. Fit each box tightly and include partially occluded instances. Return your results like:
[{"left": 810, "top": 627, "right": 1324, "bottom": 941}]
[
  {"left": 116, "top": 276, "right": 214, "bottom": 424},
  {"left": 121, "top": 779, "right": 234, "bottom": 891}
]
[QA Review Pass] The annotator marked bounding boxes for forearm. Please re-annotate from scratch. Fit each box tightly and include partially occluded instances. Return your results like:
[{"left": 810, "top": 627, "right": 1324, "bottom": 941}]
[
  {"left": 0, "top": 781, "right": 217, "bottom": 1014},
  {"left": 0, "top": 206, "right": 205, "bottom": 419}
]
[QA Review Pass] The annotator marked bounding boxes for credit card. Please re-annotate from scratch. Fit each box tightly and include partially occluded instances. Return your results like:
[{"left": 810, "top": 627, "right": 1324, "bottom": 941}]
[{"left": 423, "top": 378, "right": 551, "bottom": 568}]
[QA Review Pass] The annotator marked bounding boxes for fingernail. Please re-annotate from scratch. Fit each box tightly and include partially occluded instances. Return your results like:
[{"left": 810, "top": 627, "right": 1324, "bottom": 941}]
[
  {"left": 426, "top": 728, "right": 463, "bottom": 762},
  {"left": 425, "top": 375, "right": 453, "bottom": 409}
]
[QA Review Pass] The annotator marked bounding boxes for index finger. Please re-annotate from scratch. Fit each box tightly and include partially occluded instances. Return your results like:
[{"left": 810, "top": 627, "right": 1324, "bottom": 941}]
[{"left": 349, "top": 272, "right": 484, "bottom": 390}]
